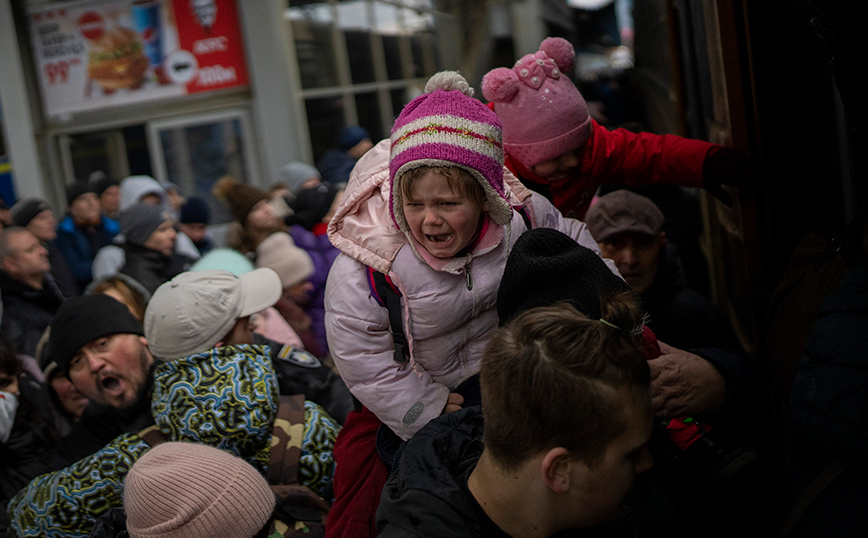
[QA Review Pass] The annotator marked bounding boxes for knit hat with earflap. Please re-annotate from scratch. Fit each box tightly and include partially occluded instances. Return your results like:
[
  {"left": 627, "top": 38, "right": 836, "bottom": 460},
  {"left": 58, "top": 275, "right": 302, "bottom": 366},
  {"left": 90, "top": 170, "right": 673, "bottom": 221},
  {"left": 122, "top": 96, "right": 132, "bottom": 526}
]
[
  {"left": 496, "top": 228, "right": 630, "bottom": 326},
  {"left": 124, "top": 442, "right": 275, "bottom": 538},
  {"left": 389, "top": 71, "right": 512, "bottom": 234},
  {"left": 482, "top": 37, "right": 592, "bottom": 169},
  {"left": 212, "top": 177, "right": 270, "bottom": 225},
  {"left": 256, "top": 232, "right": 314, "bottom": 289}
]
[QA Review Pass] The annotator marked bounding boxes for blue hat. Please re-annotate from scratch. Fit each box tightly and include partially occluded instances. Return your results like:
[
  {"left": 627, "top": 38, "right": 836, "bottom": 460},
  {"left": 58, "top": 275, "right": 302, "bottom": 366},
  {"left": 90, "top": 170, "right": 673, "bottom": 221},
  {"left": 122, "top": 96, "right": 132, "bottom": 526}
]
[
  {"left": 339, "top": 125, "right": 371, "bottom": 151},
  {"left": 180, "top": 196, "right": 211, "bottom": 224}
]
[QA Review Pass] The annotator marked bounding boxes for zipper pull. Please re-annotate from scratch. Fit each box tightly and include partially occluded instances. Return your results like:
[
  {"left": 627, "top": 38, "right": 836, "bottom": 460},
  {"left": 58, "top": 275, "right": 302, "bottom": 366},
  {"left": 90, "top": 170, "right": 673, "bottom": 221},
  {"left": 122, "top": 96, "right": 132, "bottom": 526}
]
[{"left": 464, "top": 258, "right": 473, "bottom": 290}]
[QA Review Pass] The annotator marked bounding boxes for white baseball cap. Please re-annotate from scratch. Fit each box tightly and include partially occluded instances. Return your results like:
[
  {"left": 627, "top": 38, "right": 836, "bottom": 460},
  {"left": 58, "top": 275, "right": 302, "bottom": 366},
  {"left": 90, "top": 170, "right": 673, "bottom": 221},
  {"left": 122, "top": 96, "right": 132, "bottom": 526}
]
[{"left": 144, "top": 268, "right": 282, "bottom": 360}]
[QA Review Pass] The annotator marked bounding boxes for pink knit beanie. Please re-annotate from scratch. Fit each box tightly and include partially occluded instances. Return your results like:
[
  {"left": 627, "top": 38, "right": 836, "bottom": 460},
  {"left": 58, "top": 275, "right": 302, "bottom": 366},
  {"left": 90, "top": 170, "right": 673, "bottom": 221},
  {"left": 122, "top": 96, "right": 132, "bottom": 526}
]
[
  {"left": 481, "top": 37, "right": 592, "bottom": 168},
  {"left": 390, "top": 71, "right": 513, "bottom": 233},
  {"left": 124, "top": 442, "right": 275, "bottom": 538}
]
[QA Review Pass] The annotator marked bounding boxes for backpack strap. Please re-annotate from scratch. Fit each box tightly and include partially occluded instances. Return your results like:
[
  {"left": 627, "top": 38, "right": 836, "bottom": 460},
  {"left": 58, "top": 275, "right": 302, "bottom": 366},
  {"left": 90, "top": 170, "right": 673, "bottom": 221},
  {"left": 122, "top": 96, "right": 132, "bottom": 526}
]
[
  {"left": 515, "top": 204, "right": 533, "bottom": 230},
  {"left": 137, "top": 425, "right": 169, "bottom": 447},
  {"left": 367, "top": 266, "right": 408, "bottom": 364}
]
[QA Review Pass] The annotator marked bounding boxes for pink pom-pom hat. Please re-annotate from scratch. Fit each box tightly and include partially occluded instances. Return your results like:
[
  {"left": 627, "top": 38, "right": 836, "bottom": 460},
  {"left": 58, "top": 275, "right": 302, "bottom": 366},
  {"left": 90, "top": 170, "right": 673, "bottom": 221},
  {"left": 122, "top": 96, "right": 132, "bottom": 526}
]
[{"left": 482, "top": 37, "right": 592, "bottom": 169}]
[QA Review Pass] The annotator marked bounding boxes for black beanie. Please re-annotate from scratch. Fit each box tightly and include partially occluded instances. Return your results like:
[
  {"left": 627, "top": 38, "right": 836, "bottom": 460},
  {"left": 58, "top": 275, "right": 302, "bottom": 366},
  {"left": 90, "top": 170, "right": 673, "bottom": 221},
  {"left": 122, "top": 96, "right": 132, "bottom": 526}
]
[
  {"left": 496, "top": 228, "right": 631, "bottom": 326},
  {"left": 88, "top": 171, "right": 119, "bottom": 197},
  {"left": 65, "top": 181, "right": 97, "bottom": 206},
  {"left": 286, "top": 183, "right": 339, "bottom": 231},
  {"left": 11, "top": 197, "right": 52, "bottom": 227},
  {"left": 49, "top": 294, "right": 144, "bottom": 374}
]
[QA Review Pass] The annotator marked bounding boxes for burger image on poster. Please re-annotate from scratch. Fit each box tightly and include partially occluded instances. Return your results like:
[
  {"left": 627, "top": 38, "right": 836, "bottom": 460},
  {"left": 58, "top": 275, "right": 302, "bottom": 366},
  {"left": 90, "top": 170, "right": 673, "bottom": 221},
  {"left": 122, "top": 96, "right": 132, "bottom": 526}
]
[{"left": 86, "top": 27, "right": 149, "bottom": 90}]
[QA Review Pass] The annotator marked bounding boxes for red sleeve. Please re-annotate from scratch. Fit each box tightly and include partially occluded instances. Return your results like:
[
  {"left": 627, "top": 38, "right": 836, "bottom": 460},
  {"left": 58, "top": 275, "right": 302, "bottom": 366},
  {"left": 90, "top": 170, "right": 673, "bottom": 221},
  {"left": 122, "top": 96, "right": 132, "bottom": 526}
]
[{"left": 584, "top": 121, "right": 715, "bottom": 190}]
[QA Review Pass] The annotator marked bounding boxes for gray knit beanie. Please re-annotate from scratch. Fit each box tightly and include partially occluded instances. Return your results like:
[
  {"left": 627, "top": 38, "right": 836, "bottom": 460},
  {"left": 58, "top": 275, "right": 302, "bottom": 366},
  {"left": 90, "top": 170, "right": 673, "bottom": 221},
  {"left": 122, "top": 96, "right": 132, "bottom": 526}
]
[{"left": 121, "top": 203, "right": 172, "bottom": 247}]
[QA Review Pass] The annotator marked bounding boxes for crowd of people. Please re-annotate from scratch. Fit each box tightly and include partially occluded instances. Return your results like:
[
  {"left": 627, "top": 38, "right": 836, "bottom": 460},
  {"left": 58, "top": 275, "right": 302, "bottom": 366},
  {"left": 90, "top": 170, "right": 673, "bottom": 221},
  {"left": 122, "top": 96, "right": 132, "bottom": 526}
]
[{"left": 0, "top": 36, "right": 859, "bottom": 538}]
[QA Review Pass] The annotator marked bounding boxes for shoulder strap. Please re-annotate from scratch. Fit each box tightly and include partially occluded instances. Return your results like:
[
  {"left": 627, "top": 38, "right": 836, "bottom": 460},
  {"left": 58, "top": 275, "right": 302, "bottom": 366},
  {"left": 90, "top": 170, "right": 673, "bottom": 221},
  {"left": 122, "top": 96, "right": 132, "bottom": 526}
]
[
  {"left": 137, "top": 425, "right": 169, "bottom": 447},
  {"left": 367, "top": 266, "right": 408, "bottom": 364},
  {"left": 515, "top": 204, "right": 532, "bottom": 230}
]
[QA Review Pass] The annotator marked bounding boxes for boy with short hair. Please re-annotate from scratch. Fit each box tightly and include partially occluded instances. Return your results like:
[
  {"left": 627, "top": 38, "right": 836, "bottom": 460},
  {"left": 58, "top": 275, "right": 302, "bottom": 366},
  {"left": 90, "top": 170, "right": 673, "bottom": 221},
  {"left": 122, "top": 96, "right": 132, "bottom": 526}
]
[{"left": 377, "top": 302, "right": 654, "bottom": 537}]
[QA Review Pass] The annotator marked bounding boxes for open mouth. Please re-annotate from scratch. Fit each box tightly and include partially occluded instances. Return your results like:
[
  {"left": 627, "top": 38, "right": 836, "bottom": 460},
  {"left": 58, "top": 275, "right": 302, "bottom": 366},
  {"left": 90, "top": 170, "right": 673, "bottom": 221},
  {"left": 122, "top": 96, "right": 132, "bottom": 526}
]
[
  {"left": 100, "top": 375, "right": 123, "bottom": 395},
  {"left": 425, "top": 233, "right": 453, "bottom": 244}
]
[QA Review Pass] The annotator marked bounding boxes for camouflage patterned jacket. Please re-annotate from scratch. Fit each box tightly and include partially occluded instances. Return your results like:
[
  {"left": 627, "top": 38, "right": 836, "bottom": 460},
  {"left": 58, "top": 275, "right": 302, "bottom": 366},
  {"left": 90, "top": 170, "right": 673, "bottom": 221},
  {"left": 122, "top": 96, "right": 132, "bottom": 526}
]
[{"left": 6, "top": 344, "right": 339, "bottom": 538}]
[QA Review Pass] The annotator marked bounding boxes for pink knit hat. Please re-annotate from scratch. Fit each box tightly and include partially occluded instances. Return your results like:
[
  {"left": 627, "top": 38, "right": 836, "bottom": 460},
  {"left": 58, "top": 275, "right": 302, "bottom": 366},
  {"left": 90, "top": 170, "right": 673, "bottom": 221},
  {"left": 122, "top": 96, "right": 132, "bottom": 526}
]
[
  {"left": 390, "top": 71, "right": 513, "bottom": 233},
  {"left": 124, "top": 442, "right": 275, "bottom": 538},
  {"left": 482, "top": 37, "right": 592, "bottom": 168}
]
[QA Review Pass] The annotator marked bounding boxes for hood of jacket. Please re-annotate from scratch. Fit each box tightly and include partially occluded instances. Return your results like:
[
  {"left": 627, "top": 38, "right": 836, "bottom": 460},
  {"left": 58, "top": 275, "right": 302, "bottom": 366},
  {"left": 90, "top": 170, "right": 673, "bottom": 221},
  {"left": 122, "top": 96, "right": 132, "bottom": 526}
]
[
  {"left": 120, "top": 175, "right": 169, "bottom": 212},
  {"left": 327, "top": 139, "right": 535, "bottom": 274},
  {"left": 150, "top": 343, "right": 279, "bottom": 473},
  {"left": 377, "top": 406, "right": 488, "bottom": 537}
]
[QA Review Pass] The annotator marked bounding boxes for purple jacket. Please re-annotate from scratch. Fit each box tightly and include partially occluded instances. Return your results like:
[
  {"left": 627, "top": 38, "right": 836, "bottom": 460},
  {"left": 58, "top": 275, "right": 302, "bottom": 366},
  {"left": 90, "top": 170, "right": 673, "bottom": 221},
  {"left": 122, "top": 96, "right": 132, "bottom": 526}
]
[{"left": 289, "top": 225, "right": 339, "bottom": 356}]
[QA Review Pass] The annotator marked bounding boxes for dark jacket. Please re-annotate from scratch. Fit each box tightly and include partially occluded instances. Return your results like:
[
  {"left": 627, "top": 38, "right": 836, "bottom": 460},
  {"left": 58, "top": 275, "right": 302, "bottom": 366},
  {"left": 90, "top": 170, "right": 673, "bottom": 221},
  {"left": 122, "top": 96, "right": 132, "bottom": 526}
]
[
  {"left": 376, "top": 406, "right": 507, "bottom": 538},
  {"left": 0, "top": 272, "right": 65, "bottom": 357},
  {"left": 783, "top": 266, "right": 868, "bottom": 537},
  {"left": 119, "top": 244, "right": 195, "bottom": 295},
  {"left": 317, "top": 148, "right": 357, "bottom": 185},
  {"left": 1, "top": 373, "right": 61, "bottom": 538},
  {"left": 55, "top": 215, "right": 119, "bottom": 287},
  {"left": 377, "top": 407, "right": 643, "bottom": 538},
  {"left": 46, "top": 241, "right": 80, "bottom": 297}
]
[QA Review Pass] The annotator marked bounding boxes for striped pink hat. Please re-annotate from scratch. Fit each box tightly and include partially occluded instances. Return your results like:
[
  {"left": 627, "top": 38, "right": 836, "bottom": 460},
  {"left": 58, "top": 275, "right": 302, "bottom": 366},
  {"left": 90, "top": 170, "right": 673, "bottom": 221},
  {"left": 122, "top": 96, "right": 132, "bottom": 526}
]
[{"left": 389, "top": 72, "right": 512, "bottom": 233}]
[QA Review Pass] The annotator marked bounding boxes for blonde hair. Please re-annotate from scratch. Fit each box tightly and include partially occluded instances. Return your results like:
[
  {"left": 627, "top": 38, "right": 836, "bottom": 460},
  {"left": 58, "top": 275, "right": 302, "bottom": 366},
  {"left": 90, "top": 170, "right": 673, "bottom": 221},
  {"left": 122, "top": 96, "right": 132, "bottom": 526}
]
[{"left": 399, "top": 166, "right": 486, "bottom": 208}]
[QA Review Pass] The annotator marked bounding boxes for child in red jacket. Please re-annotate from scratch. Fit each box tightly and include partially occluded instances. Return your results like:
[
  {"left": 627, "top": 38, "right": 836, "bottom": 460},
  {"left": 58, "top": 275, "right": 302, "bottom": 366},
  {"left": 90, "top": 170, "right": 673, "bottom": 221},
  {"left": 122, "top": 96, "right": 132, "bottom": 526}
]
[{"left": 482, "top": 37, "right": 749, "bottom": 219}]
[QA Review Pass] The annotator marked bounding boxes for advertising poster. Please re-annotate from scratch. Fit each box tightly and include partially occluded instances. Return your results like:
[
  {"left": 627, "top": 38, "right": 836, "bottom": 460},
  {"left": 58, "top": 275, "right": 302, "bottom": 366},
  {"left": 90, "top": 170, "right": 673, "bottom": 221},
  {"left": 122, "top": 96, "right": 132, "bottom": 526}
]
[{"left": 29, "top": 0, "right": 249, "bottom": 117}]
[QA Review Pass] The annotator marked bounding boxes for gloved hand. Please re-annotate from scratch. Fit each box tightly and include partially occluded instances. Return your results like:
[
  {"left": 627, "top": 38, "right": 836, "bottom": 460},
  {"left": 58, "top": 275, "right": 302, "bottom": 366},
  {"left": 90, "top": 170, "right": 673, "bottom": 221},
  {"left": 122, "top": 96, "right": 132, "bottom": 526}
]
[{"left": 702, "top": 146, "right": 754, "bottom": 206}]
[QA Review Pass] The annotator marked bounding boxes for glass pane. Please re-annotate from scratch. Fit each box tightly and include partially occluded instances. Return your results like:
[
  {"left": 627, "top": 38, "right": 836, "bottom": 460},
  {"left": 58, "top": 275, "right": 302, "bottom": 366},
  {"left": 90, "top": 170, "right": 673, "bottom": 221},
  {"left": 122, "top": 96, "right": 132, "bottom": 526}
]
[
  {"left": 305, "top": 96, "right": 347, "bottom": 163},
  {"left": 68, "top": 132, "right": 115, "bottom": 182},
  {"left": 158, "top": 119, "right": 247, "bottom": 224},
  {"left": 354, "top": 92, "right": 383, "bottom": 142},
  {"left": 123, "top": 125, "right": 153, "bottom": 177},
  {"left": 390, "top": 88, "right": 406, "bottom": 119},
  {"left": 410, "top": 33, "right": 427, "bottom": 78},
  {"left": 383, "top": 34, "right": 404, "bottom": 80},
  {"left": 288, "top": 4, "right": 340, "bottom": 89},
  {"left": 345, "top": 30, "right": 375, "bottom": 84}
]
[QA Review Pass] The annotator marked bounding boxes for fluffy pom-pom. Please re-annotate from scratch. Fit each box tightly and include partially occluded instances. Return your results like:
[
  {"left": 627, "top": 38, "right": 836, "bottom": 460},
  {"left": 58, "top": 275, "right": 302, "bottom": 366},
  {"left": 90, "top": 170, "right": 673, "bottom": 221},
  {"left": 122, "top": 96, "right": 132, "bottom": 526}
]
[
  {"left": 540, "top": 37, "right": 575, "bottom": 72},
  {"left": 481, "top": 68, "right": 520, "bottom": 103},
  {"left": 212, "top": 176, "right": 238, "bottom": 201},
  {"left": 424, "top": 71, "right": 474, "bottom": 97}
]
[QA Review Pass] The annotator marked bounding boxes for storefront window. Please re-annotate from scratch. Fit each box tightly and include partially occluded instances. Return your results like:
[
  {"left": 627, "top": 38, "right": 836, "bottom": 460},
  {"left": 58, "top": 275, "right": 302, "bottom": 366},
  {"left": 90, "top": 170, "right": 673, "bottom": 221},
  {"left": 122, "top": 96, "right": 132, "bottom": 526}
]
[{"left": 286, "top": 0, "right": 453, "bottom": 160}]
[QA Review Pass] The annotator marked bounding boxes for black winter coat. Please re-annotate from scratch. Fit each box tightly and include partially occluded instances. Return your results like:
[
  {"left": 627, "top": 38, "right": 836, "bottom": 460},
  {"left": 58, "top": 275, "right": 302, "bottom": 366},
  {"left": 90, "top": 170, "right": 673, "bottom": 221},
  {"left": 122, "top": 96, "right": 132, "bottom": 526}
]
[{"left": 0, "top": 272, "right": 64, "bottom": 357}]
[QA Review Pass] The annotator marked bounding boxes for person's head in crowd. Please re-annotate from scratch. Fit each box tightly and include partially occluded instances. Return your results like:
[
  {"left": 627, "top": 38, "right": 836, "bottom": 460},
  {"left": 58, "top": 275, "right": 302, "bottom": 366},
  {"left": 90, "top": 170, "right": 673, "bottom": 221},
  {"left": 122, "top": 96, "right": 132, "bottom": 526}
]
[
  {"left": 0, "top": 197, "right": 12, "bottom": 228},
  {"left": 190, "top": 248, "right": 255, "bottom": 275},
  {"left": 144, "top": 268, "right": 281, "bottom": 361},
  {"left": 278, "top": 162, "right": 322, "bottom": 197},
  {"left": 213, "top": 176, "right": 277, "bottom": 233},
  {"left": 286, "top": 182, "right": 345, "bottom": 233},
  {"left": 37, "top": 327, "right": 89, "bottom": 421},
  {"left": 88, "top": 171, "right": 120, "bottom": 218},
  {"left": 179, "top": 196, "right": 211, "bottom": 245},
  {"left": 119, "top": 175, "right": 168, "bottom": 212},
  {"left": 497, "top": 227, "right": 633, "bottom": 326},
  {"left": 162, "top": 182, "right": 185, "bottom": 213},
  {"left": 11, "top": 197, "right": 57, "bottom": 242},
  {"left": 585, "top": 190, "right": 666, "bottom": 293},
  {"left": 123, "top": 442, "right": 276, "bottom": 538},
  {"left": 482, "top": 37, "right": 591, "bottom": 182},
  {"left": 86, "top": 273, "right": 151, "bottom": 322},
  {"left": 49, "top": 294, "right": 152, "bottom": 410},
  {"left": 66, "top": 182, "right": 101, "bottom": 227},
  {"left": 475, "top": 302, "right": 653, "bottom": 531},
  {"left": 121, "top": 203, "right": 177, "bottom": 256},
  {"left": 256, "top": 232, "right": 314, "bottom": 299},
  {"left": 339, "top": 125, "right": 374, "bottom": 160},
  {"left": 389, "top": 71, "right": 512, "bottom": 261},
  {"left": 0, "top": 227, "right": 51, "bottom": 289}
]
